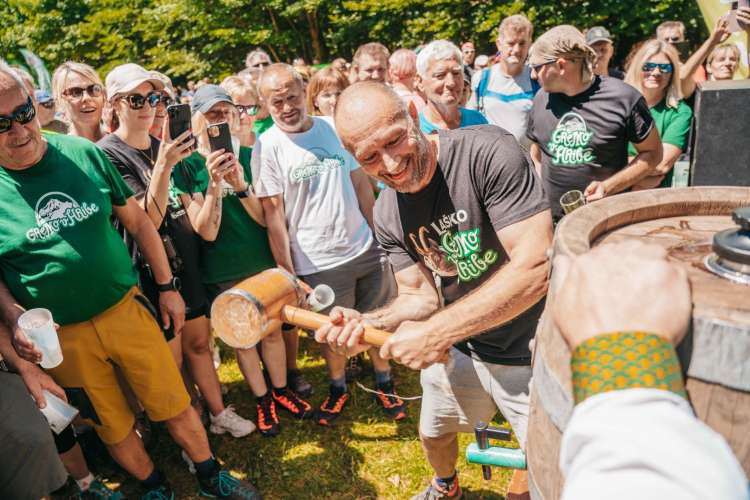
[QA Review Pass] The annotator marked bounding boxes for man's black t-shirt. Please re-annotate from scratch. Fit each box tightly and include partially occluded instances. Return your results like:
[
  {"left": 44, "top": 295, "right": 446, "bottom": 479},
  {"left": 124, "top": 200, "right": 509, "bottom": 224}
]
[
  {"left": 526, "top": 75, "right": 653, "bottom": 219},
  {"left": 374, "top": 125, "right": 549, "bottom": 365},
  {"left": 97, "top": 134, "right": 207, "bottom": 315}
]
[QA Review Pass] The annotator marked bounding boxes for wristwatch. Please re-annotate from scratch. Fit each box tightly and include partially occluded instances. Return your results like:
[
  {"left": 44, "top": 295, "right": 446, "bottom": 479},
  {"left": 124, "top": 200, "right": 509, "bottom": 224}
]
[
  {"left": 236, "top": 183, "right": 255, "bottom": 199},
  {"left": 157, "top": 276, "right": 182, "bottom": 293}
]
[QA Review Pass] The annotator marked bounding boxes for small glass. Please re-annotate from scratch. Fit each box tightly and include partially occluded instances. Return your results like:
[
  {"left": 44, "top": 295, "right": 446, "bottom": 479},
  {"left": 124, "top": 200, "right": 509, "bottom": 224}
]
[{"left": 560, "top": 190, "right": 586, "bottom": 215}]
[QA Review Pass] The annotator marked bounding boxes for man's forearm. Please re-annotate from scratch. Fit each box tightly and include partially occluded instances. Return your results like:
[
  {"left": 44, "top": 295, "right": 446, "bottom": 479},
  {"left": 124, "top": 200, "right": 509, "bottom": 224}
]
[
  {"left": 364, "top": 293, "right": 439, "bottom": 331},
  {"left": 261, "top": 197, "right": 295, "bottom": 273},
  {"left": 131, "top": 216, "right": 173, "bottom": 284},
  {"left": 0, "top": 279, "right": 23, "bottom": 330},
  {"left": 603, "top": 150, "right": 661, "bottom": 195},
  {"left": 423, "top": 256, "right": 548, "bottom": 348}
]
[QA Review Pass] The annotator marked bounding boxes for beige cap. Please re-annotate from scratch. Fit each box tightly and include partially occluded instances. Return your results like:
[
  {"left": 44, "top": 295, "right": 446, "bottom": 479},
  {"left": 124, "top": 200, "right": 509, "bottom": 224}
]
[
  {"left": 105, "top": 63, "right": 164, "bottom": 101},
  {"left": 529, "top": 25, "right": 596, "bottom": 69},
  {"left": 150, "top": 70, "right": 176, "bottom": 99}
]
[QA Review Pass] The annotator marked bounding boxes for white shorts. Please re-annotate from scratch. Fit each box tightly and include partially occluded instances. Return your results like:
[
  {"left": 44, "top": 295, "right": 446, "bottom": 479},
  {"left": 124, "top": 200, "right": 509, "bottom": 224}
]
[{"left": 419, "top": 347, "right": 532, "bottom": 448}]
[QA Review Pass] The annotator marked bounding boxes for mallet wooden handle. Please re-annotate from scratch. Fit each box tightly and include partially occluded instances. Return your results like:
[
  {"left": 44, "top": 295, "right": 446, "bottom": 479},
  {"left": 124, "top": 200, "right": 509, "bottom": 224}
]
[{"left": 281, "top": 305, "right": 391, "bottom": 347}]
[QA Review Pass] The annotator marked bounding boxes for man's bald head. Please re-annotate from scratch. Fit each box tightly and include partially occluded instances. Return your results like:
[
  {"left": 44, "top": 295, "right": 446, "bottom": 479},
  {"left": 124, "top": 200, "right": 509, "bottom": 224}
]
[
  {"left": 335, "top": 81, "right": 409, "bottom": 149},
  {"left": 257, "top": 63, "right": 304, "bottom": 98}
]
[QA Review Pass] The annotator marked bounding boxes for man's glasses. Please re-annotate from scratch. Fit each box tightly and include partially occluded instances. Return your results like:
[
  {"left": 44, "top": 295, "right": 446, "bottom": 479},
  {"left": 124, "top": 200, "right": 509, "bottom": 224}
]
[
  {"left": 0, "top": 97, "right": 36, "bottom": 134},
  {"left": 119, "top": 92, "right": 161, "bottom": 110},
  {"left": 39, "top": 100, "right": 55, "bottom": 110},
  {"left": 236, "top": 104, "right": 259, "bottom": 116},
  {"left": 531, "top": 60, "right": 556, "bottom": 72},
  {"left": 642, "top": 61, "right": 674, "bottom": 74},
  {"left": 62, "top": 84, "right": 103, "bottom": 101}
]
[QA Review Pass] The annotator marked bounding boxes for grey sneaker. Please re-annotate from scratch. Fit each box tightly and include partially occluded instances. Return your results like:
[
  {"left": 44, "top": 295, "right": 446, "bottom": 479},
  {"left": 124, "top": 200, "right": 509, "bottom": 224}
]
[
  {"left": 410, "top": 478, "right": 462, "bottom": 500},
  {"left": 209, "top": 405, "right": 256, "bottom": 438}
]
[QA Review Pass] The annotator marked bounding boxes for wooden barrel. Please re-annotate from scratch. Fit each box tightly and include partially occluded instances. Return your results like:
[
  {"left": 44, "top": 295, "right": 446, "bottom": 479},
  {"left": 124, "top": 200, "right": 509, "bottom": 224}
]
[{"left": 527, "top": 187, "right": 750, "bottom": 500}]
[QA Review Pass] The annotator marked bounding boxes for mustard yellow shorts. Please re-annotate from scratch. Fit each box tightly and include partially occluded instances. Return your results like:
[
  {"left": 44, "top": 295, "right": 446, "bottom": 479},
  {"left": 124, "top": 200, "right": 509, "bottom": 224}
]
[{"left": 47, "top": 287, "right": 190, "bottom": 445}]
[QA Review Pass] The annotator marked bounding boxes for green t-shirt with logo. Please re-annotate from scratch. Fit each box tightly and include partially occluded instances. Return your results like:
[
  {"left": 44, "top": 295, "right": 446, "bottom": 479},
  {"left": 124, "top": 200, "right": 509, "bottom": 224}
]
[
  {"left": 252, "top": 116, "right": 274, "bottom": 138},
  {"left": 0, "top": 133, "right": 137, "bottom": 325},
  {"left": 172, "top": 146, "right": 275, "bottom": 284}
]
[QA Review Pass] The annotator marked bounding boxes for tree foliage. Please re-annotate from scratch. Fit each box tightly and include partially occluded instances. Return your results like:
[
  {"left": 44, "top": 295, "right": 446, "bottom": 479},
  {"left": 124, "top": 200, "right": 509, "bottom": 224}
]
[{"left": 1, "top": 0, "right": 706, "bottom": 83}]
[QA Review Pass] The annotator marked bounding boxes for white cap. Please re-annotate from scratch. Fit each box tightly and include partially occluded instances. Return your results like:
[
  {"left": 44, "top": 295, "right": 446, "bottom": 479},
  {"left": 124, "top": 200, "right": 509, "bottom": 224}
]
[{"left": 105, "top": 63, "right": 165, "bottom": 101}]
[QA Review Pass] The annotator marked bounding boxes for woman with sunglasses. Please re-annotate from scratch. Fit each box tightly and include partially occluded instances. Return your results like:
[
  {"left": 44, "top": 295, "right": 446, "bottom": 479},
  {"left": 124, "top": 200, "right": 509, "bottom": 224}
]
[
  {"left": 625, "top": 40, "right": 692, "bottom": 189},
  {"left": 97, "top": 65, "right": 257, "bottom": 439},
  {"left": 52, "top": 62, "right": 107, "bottom": 142},
  {"left": 220, "top": 76, "right": 261, "bottom": 147},
  {"left": 173, "top": 84, "right": 312, "bottom": 437},
  {"left": 148, "top": 71, "right": 177, "bottom": 140}
]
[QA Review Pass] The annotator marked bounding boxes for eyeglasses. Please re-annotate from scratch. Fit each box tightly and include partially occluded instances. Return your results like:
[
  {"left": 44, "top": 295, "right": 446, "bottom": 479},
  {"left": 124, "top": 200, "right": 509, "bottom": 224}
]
[
  {"left": 531, "top": 60, "right": 556, "bottom": 72},
  {"left": 62, "top": 84, "right": 103, "bottom": 101},
  {"left": 0, "top": 97, "right": 36, "bottom": 134},
  {"left": 39, "top": 100, "right": 55, "bottom": 110},
  {"left": 119, "top": 92, "right": 161, "bottom": 110},
  {"left": 158, "top": 93, "right": 174, "bottom": 107},
  {"left": 642, "top": 61, "right": 674, "bottom": 73},
  {"left": 236, "top": 104, "right": 259, "bottom": 116}
]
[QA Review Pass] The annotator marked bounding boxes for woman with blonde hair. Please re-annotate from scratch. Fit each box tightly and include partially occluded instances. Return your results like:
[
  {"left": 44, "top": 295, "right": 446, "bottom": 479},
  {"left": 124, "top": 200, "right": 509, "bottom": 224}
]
[
  {"left": 221, "top": 75, "right": 261, "bottom": 147},
  {"left": 306, "top": 66, "right": 349, "bottom": 117},
  {"left": 173, "top": 85, "right": 312, "bottom": 437},
  {"left": 625, "top": 39, "right": 692, "bottom": 189},
  {"left": 706, "top": 43, "right": 741, "bottom": 81},
  {"left": 52, "top": 61, "right": 107, "bottom": 142}
]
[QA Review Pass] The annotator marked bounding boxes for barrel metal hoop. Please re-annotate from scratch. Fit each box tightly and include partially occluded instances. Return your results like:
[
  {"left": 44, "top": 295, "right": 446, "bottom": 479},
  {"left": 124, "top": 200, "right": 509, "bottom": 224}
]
[
  {"left": 219, "top": 288, "right": 268, "bottom": 334},
  {"left": 532, "top": 349, "right": 574, "bottom": 432},
  {"left": 688, "top": 316, "right": 750, "bottom": 392},
  {"left": 272, "top": 267, "right": 306, "bottom": 306}
]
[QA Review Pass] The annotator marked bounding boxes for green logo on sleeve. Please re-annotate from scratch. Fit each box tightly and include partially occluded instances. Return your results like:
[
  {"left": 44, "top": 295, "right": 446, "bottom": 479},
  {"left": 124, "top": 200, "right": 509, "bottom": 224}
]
[{"left": 547, "top": 112, "right": 595, "bottom": 166}]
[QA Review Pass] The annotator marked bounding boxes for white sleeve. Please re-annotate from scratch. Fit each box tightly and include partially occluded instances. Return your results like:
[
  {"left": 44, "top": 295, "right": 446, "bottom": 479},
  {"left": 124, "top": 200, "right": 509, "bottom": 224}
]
[
  {"left": 561, "top": 388, "right": 749, "bottom": 500},
  {"left": 251, "top": 136, "right": 283, "bottom": 197},
  {"left": 466, "top": 70, "right": 483, "bottom": 110}
]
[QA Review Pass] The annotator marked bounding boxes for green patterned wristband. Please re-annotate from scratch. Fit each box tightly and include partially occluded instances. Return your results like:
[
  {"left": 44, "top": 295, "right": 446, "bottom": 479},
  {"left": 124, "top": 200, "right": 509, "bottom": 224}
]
[{"left": 571, "top": 331, "right": 686, "bottom": 404}]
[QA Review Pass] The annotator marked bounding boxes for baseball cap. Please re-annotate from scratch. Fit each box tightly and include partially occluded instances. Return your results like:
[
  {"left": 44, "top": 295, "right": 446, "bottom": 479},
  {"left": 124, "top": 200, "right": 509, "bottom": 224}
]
[
  {"left": 34, "top": 89, "right": 53, "bottom": 103},
  {"left": 105, "top": 63, "right": 165, "bottom": 101},
  {"left": 586, "top": 26, "right": 613, "bottom": 45},
  {"left": 150, "top": 71, "right": 176, "bottom": 99},
  {"left": 529, "top": 25, "right": 597, "bottom": 68},
  {"left": 191, "top": 84, "right": 233, "bottom": 114}
]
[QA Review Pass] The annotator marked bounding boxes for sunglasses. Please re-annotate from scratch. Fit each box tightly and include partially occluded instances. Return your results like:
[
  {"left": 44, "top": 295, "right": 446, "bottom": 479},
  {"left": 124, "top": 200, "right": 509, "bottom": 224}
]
[
  {"left": 158, "top": 93, "right": 174, "bottom": 107},
  {"left": 62, "top": 84, "right": 103, "bottom": 100},
  {"left": 236, "top": 104, "right": 259, "bottom": 116},
  {"left": 642, "top": 61, "right": 674, "bottom": 73},
  {"left": 0, "top": 97, "right": 36, "bottom": 134},
  {"left": 531, "top": 60, "right": 556, "bottom": 72},
  {"left": 119, "top": 92, "right": 161, "bottom": 110},
  {"left": 39, "top": 100, "right": 55, "bottom": 110}
]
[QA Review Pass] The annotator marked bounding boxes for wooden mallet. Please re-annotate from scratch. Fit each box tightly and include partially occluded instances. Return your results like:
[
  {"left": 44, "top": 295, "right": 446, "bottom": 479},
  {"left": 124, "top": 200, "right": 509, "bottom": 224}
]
[{"left": 210, "top": 267, "right": 391, "bottom": 349}]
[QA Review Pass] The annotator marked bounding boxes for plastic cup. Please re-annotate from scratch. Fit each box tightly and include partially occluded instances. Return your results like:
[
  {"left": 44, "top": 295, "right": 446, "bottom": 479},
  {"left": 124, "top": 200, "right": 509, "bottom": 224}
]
[
  {"left": 560, "top": 190, "right": 586, "bottom": 215},
  {"left": 38, "top": 390, "right": 79, "bottom": 434},
  {"left": 18, "top": 308, "right": 63, "bottom": 369},
  {"left": 307, "top": 284, "right": 335, "bottom": 312}
]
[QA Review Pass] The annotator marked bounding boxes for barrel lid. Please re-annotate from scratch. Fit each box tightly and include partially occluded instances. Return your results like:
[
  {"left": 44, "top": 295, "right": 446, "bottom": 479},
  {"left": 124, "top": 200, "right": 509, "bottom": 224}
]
[{"left": 713, "top": 207, "right": 750, "bottom": 266}]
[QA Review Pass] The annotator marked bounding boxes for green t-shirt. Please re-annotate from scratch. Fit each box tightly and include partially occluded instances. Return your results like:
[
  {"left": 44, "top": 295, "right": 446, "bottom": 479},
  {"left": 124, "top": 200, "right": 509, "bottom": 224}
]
[
  {"left": 172, "top": 146, "right": 275, "bottom": 284},
  {"left": 252, "top": 116, "right": 274, "bottom": 138},
  {"left": 0, "top": 133, "right": 137, "bottom": 325}
]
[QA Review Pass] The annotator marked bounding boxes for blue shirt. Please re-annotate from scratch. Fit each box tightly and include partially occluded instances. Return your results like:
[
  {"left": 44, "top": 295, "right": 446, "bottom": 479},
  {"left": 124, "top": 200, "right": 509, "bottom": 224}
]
[{"left": 418, "top": 107, "right": 488, "bottom": 134}]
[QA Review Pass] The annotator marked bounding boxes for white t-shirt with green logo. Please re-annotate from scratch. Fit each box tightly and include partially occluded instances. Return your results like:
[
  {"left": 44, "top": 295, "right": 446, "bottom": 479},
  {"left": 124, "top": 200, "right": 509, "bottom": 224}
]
[{"left": 251, "top": 116, "right": 373, "bottom": 275}]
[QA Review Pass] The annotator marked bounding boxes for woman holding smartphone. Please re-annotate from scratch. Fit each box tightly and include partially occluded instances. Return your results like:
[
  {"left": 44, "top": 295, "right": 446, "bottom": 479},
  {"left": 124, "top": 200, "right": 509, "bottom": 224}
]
[
  {"left": 52, "top": 61, "right": 108, "bottom": 142},
  {"left": 97, "top": 64, "right": 257, "bottom": 439},
  {"left": 173, "top": 84, "right": 312, "bottom": 437}
]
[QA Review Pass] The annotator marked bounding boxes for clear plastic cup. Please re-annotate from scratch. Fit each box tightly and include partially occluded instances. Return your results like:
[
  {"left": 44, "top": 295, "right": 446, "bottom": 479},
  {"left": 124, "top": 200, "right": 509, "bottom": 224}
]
[
  {"left": 307, "top": 284, "right": 335, "bottom": 312},
  {"left": 18, "top": 308, "right": 63, "bottom": 369},
  {"left": 560, "top": 190, "right": 586, "bottom": 215},
  {"left": 38, "top": 390, "right": 79, "bottom": 434}
]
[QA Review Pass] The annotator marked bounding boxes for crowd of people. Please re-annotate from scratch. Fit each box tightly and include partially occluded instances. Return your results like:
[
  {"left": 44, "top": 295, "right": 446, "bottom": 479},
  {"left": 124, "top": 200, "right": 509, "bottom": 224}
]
[{"left": 1, "top": 8, "right": 749, "bottom": 500}]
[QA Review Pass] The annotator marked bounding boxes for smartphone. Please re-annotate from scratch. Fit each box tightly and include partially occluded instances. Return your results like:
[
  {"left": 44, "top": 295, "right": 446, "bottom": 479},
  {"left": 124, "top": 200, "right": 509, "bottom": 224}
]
[
  {"left": 167, "top": 103, "right": 192, "bottom": 142},
  {"left": 207, "top": 121, "right": 233, "bottom": 156}
]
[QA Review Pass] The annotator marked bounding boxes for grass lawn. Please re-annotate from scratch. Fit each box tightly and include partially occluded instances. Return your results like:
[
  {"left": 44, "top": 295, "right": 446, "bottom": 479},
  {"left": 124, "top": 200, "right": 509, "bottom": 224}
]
[{"left": 104, "top": 334, "right": 516, "bottom": 499}]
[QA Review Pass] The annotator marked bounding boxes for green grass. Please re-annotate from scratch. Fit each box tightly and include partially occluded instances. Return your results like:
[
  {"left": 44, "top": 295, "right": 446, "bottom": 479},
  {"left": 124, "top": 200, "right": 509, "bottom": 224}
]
[{"left": 105, "top": 335, "right": 514, "bottom": 499}]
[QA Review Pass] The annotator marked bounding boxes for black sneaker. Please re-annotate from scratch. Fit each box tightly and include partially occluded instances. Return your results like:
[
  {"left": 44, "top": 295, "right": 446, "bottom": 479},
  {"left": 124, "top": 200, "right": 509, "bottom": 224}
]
[
  {"left": 287, "top": 369, "right": 313, "bottom": 398},
  {"left": 256, "top": 393, "right": 279, "bottom": 437},
  {"left": 140, "top": 483, "right": 174, "bottom": 500},
  {"left": 315, "top": 385, "right": 349, "bottom": 426},
  {"left": 373, "top": 381, "right": 407, "bottom": 420},
  {"left": 198, "top": 469, "right": 261, "bottom": 499},
  {"left": 272, "top": 387, "right": 313, "bottom": 419}
]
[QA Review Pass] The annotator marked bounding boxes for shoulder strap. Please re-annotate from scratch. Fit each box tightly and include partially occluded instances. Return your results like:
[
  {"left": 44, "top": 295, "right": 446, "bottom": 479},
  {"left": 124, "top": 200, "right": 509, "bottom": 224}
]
[{"left": 476, "top": 68, "right": 492, "bottom": 113}]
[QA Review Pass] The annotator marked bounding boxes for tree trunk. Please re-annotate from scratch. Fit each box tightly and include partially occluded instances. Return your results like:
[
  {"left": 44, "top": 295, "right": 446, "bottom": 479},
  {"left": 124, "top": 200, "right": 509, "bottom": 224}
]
[{"left": 305, "top": 9, "right": 323, "bottom": 62}]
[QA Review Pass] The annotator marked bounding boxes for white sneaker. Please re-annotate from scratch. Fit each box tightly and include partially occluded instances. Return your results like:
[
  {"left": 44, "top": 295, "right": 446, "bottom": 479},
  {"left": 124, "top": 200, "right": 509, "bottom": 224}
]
[
  {"left": 181, "top": 450, "right": 196, "bottom": 474},
  {"left": 209, "top": 405, "right": 256, "bottom": 437}
]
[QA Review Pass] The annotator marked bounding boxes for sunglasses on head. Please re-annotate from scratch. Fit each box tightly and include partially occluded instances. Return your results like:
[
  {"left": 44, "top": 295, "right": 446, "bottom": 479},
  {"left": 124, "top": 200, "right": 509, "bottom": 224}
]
[
  {"left": 236, "top": 104, "right": 259, "bottom": 116},
  {"left": 62, "top": 84, "right": 103, "bottom": 100},
  {"left": 0, "top": 97, "right": 36, "bottom": 134},
  {"left": 39, "top": 100, "right": 55, "bottom": 110},
  {"left": 642, "top": 61, "right": 673, "bottom": 73},
  {"left": 119, "top": 91, "right": 161, "bottom": 110}
]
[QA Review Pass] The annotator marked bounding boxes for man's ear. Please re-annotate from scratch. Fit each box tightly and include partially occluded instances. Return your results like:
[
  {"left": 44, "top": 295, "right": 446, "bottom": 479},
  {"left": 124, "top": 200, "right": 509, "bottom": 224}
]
[
  {"left": 415, "top": 73, "right": 424, "bottom": 94},
  {"left": 407, "top": 100, "right": 418, "bottom": 121}
]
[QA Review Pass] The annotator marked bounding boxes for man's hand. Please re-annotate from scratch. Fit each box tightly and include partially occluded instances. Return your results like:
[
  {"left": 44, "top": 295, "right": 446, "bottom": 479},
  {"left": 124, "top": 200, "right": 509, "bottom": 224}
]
[
  {"left": 314, "top": 306, "right": 370, "bottom": 357},
  {"left": 711, "top": 15, "right": 732, "bottom": 45},
  {"left": 551, "top": 240, "right": 691, "bottom": 350},
  {"left": 18, "top": 362, "right": 67, "bottom": 409},
  {"left": 159, "top": 290, "right": 185, "bottom": 334},
  {"left": 379, "top": 320, "right": 449, "bottom": 370},
  {"left": 737, "top": 6, "right": 750, "bottom": 32},
  {"left": 584, "top": 180, "right": 606, "bottom": 202},
  {"left": 12, "top": 325, "right": 42, "bottom": 364}
]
